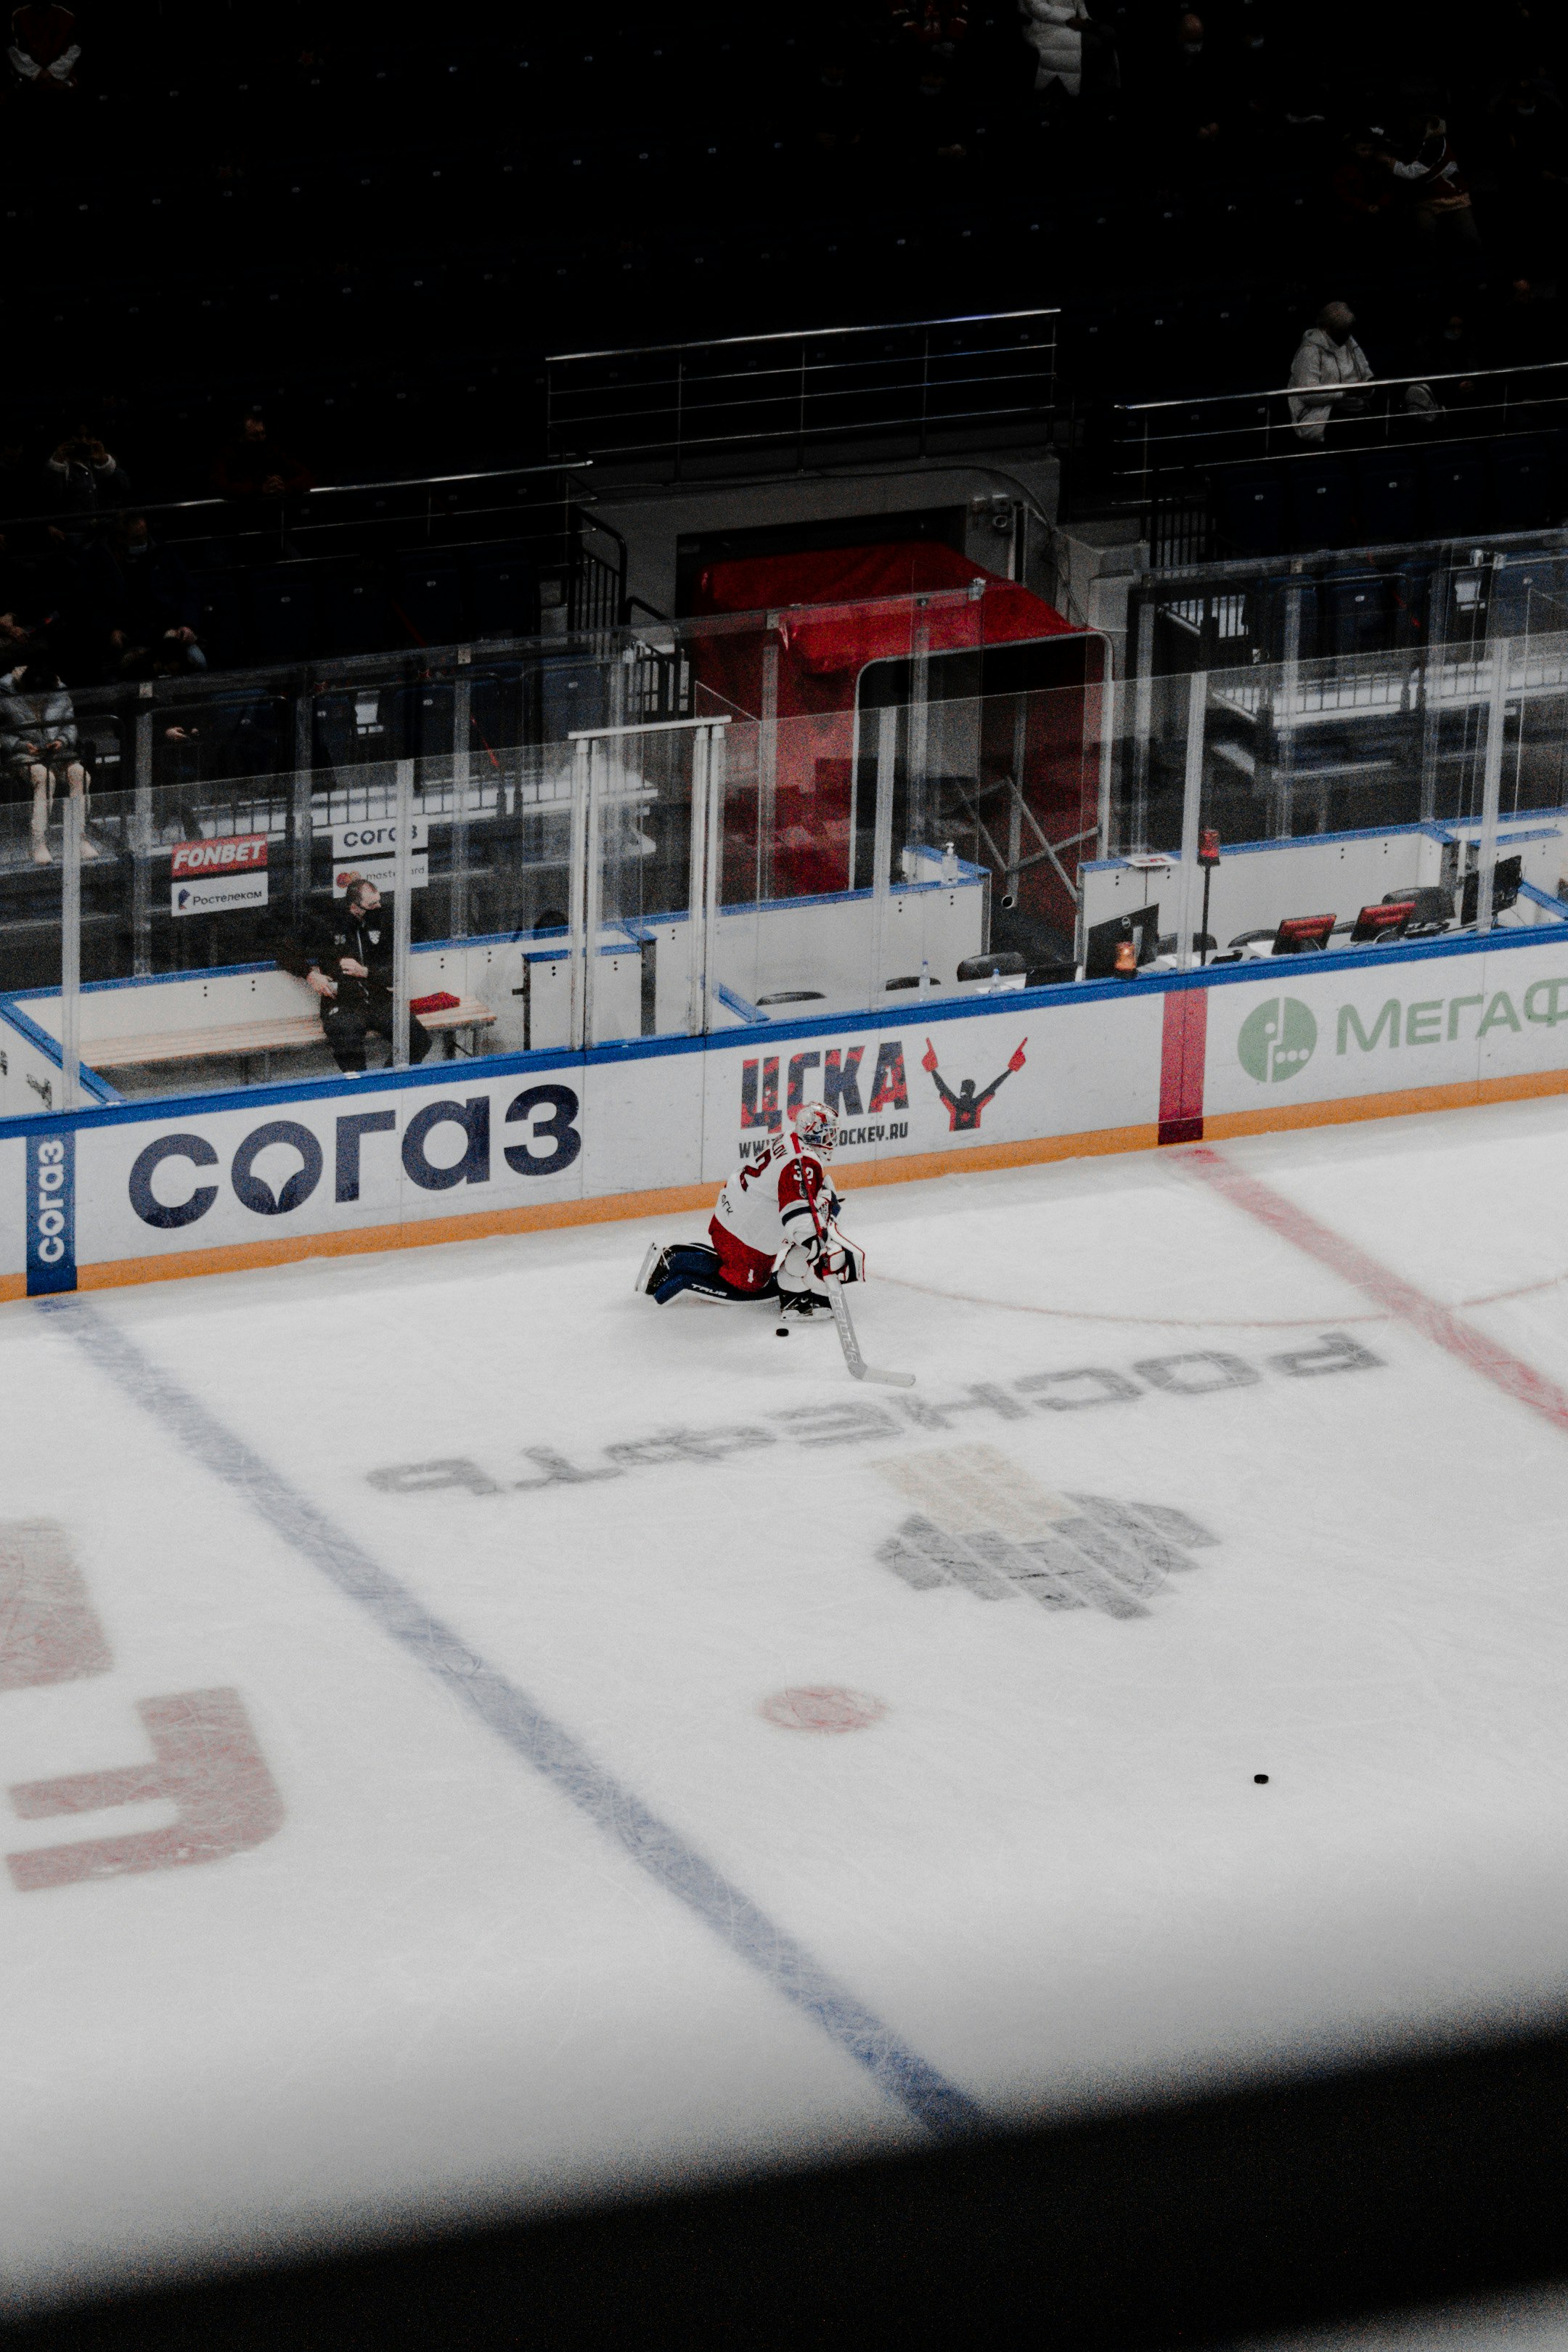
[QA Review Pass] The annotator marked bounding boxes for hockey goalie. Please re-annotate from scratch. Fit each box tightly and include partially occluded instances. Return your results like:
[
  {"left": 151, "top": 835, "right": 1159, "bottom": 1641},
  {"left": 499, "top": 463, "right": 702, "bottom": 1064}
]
[{"left": 637, "top": 1101, "right": 865, "bottom": 1320}]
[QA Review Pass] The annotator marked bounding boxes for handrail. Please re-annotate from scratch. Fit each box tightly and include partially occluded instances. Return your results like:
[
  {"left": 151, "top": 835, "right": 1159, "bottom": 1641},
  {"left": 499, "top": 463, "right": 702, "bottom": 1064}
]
[
  {"left": 547, "top": 309, "right": 1060, "bottom": 365},
  {"left": 1116, "top": 360, "right": 1568, "bottom": 417},
  {"left": 0, "top": 459, "right": 592, "bottom": 543}
]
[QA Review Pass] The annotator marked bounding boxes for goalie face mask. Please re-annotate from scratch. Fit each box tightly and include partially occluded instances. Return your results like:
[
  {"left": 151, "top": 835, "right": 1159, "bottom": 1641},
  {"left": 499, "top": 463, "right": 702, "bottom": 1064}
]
[{"left": 793, "top": 1101, "right": 836, "bottom": 1157}]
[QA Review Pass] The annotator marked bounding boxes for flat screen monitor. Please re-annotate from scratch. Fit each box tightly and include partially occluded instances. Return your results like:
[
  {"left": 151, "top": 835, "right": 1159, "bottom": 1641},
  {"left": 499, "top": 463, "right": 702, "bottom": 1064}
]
[
  {"left": 1350, "top": 900, "right": 1416, "bottom": 944},
  {"left": 1085, "top": 904, "right": 1160, "bottom": 979},
  {"left": 1460, "top": 855, "right": 1524, "bottom": 924},
  {"left": 1272, "top": 912, "right": 1337, "bottom": 955}
]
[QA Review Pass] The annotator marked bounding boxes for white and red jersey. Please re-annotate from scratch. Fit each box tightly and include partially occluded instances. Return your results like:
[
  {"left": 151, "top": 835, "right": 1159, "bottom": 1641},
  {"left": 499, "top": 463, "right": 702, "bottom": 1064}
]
[{"left": 710, "top": 1127, "right": 838, "bottom": 1293}]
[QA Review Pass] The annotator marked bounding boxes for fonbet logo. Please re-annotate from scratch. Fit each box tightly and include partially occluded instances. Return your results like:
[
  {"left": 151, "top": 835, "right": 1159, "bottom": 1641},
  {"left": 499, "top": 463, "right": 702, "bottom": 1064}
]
[{"left": 1237, "top": 995, "right": 1318, "bottom": 1085}]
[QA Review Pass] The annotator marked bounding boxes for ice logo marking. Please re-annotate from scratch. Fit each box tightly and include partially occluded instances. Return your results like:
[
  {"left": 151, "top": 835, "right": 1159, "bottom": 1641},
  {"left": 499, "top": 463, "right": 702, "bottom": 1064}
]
[
  {"left": 1237, "top": 995, "right": 1317, "bottom": 1084},
  {"left": 872, "top": 1446, "right": 1217, "bottom": 1621}
]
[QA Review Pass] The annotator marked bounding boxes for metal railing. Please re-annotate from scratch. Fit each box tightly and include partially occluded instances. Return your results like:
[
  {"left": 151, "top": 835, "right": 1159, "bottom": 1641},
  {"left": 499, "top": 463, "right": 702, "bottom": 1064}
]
[
  {"left": 545, "top": 309, "right": 1060, "bottom": 477},
  {"left": 0, "top": 460, "right": 630, "bottom": 665},
  {"left": 1108, "top": 362, "right": 1568, "bottom": 515},
  {"left": 0, "top": 460, "right": 594, "bottom": 567}
]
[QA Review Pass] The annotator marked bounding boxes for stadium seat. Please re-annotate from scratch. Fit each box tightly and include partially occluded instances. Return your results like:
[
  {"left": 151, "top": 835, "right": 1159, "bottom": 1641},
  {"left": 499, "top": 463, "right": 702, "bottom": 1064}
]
[
  {"left": 317, "top": 573, "right": 395, "bottom": 661},
  {"left": 1323, "top": 575, "right": 1398, "bottom": 656},
  {"left": 1423, "top": 448, "right": 1494, "bottom": 540},
  {"left": 1288, "top": 458, "right": 1355, "bottom": 552},
  {"left": 393, "top": 560, "right": 465, "bottom": 650},
  {"left": 1213, "top": 467, "right": 1288, "bottom": 557},
  {"left": 1493, "top": 438, "right": 1560, "bottom": 534},
  {"left": 469, "top": 549, "right": 541, "bottom": 641},
  {"left": 1352, "top": 455, "right": 1423, "bottom": 547},
  {"left": 248, "top": 570, "right": 317, "bottom": 663}
]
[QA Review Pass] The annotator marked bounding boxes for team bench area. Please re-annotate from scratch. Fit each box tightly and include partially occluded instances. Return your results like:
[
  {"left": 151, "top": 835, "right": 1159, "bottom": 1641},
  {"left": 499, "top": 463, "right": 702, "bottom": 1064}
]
[{"left": 83, "top": 995, "right": 497, "bottom": 1076}]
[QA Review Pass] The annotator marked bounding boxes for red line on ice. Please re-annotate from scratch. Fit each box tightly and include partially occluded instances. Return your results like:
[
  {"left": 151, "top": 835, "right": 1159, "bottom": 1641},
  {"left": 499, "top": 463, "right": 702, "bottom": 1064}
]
[{"left": 1185, "top": 1145, "right": 1568, "bottom": 1440}]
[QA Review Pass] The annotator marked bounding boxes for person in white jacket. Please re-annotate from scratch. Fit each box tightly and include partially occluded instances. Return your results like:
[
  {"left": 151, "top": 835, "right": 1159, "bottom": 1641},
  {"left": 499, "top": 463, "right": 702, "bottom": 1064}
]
[
  {"left": 1288, "top": 303, "right": 1438, "bottom": 442},
  {"left": 1018, "top": 0, "right": 1089, "bottom": 99},
  {"left": 1288, "top": 305, "right": 1374, "bottom": 441}
]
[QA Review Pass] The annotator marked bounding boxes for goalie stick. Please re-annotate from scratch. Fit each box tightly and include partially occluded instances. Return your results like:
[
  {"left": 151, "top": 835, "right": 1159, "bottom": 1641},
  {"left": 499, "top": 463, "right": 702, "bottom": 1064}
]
[{"left": 791, "top": 1136, "right": 916, "bottom": 1389}]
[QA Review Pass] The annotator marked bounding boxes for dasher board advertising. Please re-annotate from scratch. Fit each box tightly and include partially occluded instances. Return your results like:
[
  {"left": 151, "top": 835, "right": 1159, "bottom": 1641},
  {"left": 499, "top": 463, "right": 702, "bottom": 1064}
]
[
  {"left": 170, "top": 833, "right": 269, "bottom": 917},
  {"left": 332, "top": 820, "right": 429, "bottom": 896}
]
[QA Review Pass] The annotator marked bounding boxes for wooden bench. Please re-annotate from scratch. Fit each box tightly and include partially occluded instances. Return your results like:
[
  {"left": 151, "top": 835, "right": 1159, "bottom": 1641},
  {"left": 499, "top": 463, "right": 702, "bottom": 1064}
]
[{"left": 84, "top": 995, "right": 497, "bottom": 1074}]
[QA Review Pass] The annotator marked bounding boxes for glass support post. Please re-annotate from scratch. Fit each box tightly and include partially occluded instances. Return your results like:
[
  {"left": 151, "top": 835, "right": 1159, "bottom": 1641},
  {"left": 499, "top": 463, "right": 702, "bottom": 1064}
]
[
  {"left": 1474, "top": 638, "right": 1508, "bottom": 938},
  {"left": 391, "top": 756, "right": 412, "bottom": 1069},
  {"left": 450, "top": 671, "right": 471, "bottom": 939},
  {"left": 131, "top": 702, "right": 154, "bottom": 976},
  {"left": 870, "top": 703, "right": 897, "bottom": 1000},
  {"left": 685, "top": 723, "right": 710, "bottom": 1036},
  {"left": 1421, "top": 567, "right": 1448, "bottom": 824},
  {"left": 1130, "top": 596, "right": 1154, "bottom": 855},
  {"left": 1177, "top": 670, "right": 1206, "bottom": 973},
  {"left": 583, "top": 740, "right": 605, "bottom": 1047},
  {"left": 909, "top": 605, "right": 931, "bottom": 851},
  {"left": 701, "top": 723, "right": 724, "bottom": 1031},
  {"left": 759, "top": 627, "right": 778, "bottom": 901},
  {"left": 291, "top": 685, "right": 314, "bottom": 923},
  {"left": 1275, "top": 576, "right": 1302, "bottom": 838},
  {"left": 60, "top": 793, "right": 81, "bottom": 1111},
  {"left": 569, "top": 735, "right": 590, "bottom": 1050}
]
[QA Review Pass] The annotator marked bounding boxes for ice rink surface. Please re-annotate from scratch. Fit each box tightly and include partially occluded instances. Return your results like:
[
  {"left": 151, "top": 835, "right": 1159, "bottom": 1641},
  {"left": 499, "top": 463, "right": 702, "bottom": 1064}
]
[{"left": 11, "top": 1095, "right": 1568, "bottom": 2309}]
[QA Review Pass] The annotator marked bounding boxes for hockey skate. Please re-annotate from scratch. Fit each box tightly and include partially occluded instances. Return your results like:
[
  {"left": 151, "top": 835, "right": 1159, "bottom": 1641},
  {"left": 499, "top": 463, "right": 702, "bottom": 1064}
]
[{"left": 636, "top": 1243, "right": 672, "bottom": 1297}]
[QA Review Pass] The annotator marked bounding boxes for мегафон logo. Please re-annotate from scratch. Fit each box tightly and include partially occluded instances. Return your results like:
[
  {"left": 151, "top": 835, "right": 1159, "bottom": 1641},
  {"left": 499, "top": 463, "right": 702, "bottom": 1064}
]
[{"left": 1238, "top": 996, "right": 1318, "bottom": 1084}]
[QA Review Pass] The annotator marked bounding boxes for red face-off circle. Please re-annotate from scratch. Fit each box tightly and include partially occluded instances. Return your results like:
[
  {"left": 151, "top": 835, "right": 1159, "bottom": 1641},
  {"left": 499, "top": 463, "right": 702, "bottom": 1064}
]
[{"left": 759, "top": 1686, "right": 887, "bottom": 1734}]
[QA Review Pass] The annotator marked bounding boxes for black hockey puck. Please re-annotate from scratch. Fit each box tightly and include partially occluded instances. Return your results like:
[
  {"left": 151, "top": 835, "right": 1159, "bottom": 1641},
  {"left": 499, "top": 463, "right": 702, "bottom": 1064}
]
[
  {"left": 775, "top": 1326, "right": 790, "bottom": 1339},
  {"left": 1254, "top": 1773, "right": 1269, "bottom": 1784}
]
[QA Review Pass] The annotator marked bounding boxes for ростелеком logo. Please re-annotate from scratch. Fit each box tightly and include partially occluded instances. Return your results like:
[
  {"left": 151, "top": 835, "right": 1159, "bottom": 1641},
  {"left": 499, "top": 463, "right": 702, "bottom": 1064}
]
[{"left": 1237, "top": 995, "right": 1318, "bottom": 1082}]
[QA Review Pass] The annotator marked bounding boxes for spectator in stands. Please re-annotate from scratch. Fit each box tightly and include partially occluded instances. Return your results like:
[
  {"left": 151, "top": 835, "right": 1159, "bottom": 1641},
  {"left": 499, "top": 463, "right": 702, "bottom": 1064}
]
[
  {"left": 86, "top": 514, "right": 204, "bottom": 673},
  {"left": 888, "top": 0, "right": 968, "bottom": 68},
  {"left": 6, "top": 1, "right": 78, "bottom": 92},
  {"left": 0, "top": 433, "right": 44, "bottom": 523},
  {"left": 1487, "top": 76, "right": 1568, "bottom": 272},
  {"left": 1018, "top": 0, "right": 1087, "bottom": 103},
  {"left": 211, "top": 412, "right": 314, "bottom": 507},
  {"left": 1493, "top": 274, "right": 1561, "bottom": 374},
  {"left": 1289, "top": 303, "right": 1373, "bottom": 439},
  {"left": 273, "top": 875, "right": 433, "bottom": 1076},
  {"left": 1382, "top": 115, "right": 1485, "bottom": 279},
  {"left": 1163, "top": 13, "right": 1228, "bottom": 174},
  {"left": 43, "top": 429, "right": 130, "bottom": 542},
  {"left": 1289, "top": 302, "right": 1439, "bottom": 440},
  {"left": 807, "top": 49, "right": 865, "bottom": 158},
  {"left": 0, "top": 650, "right": 94, "bottom": 865},
  {"left": 1332, "top": 128, "right": 1399, "bottom": 235}
]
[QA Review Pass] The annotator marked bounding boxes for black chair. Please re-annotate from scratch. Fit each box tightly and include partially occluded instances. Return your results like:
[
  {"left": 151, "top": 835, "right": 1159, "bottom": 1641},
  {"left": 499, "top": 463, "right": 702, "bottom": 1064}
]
[
  {"left": 1493, "top": 438, "right": 1559, "bottom": 534},
  {"left": 1383, "top": 884, "right": 1452, "bottom": 931},
  {"left": 468, "top": 547, "right": 540, "bottom": 642},
  {"left": 1323, "top": 575, "right": 1397, "bottom": 656},
  {"left": 1214, "top": 467, "right": 1288, "bottom": 558},
  {"left": 392, "top": 559, "right": 464, "bottom": 650},
  {"left": 957, "top": 952, "right": 1028, "bottom": 981},
  {"left": 1352, "top": 454, "right": 1423, "bottom": 545},
  {"left": 248, "top": 568, "right": 317, "bottom": 663},
  {"left": 1289, "top": 458, "right": 1355, "bottom": 552},
  {"left": 1423, "top": 448, "right": 1494, "bottom": 540},
  {"left": 317, "top": 572, "right": 395, "bottom": 660}
]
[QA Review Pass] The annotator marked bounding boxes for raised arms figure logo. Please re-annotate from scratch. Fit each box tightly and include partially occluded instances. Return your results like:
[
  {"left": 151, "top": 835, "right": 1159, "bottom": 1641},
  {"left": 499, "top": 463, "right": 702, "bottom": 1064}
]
[{"left": 922, "top": 1035, "right": 1027, "bottom": 1131}]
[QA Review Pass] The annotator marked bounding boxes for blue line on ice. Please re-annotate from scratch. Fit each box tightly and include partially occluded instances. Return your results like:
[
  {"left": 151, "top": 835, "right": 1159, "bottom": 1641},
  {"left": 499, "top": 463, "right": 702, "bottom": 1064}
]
[{"left": 52, "top": 1297, "right": 979, "bottom": 2139}]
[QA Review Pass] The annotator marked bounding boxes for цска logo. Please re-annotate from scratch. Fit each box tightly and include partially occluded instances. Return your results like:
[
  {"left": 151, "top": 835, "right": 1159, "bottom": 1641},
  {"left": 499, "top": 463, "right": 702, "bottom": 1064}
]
[{"left": 1238, "top": 995, "right": 1318, "bottom": 1083}]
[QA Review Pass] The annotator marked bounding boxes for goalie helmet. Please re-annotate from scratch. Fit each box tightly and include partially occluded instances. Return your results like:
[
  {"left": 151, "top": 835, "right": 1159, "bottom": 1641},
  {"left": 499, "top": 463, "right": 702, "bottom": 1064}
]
[{"left": 793, "top": 1099, "right": 836, "bottom": 1156}]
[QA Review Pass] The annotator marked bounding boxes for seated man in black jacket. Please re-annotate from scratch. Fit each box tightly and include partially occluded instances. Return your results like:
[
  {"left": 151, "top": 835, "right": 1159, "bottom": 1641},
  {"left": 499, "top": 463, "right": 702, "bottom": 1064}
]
[{"left": 274, "top": 873, "right": 433, "bottom": 1074}]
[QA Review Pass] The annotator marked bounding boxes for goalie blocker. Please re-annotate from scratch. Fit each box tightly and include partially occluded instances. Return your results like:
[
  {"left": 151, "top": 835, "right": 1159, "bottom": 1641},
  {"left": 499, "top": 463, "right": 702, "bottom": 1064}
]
[{"left": 637, "top": 1102, "right": 865, "bottom": 1313}]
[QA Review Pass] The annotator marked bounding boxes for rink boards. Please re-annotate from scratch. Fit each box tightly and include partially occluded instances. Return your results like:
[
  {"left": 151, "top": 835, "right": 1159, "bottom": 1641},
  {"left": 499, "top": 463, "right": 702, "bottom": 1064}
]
[{"left": 6, "top": 921, "right": 1568, "bottom": 1297}]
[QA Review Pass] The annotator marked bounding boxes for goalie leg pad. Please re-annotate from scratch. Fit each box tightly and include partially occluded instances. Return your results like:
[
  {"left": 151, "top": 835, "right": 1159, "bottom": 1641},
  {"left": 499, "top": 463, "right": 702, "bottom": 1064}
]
[{"left": 653, "top": 1244, "right": 761, "bottom": 1305}]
